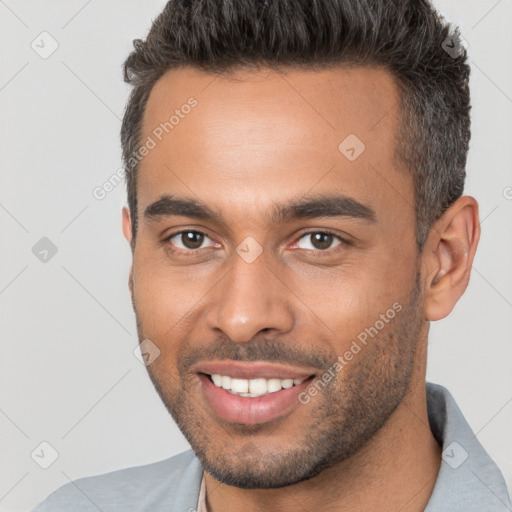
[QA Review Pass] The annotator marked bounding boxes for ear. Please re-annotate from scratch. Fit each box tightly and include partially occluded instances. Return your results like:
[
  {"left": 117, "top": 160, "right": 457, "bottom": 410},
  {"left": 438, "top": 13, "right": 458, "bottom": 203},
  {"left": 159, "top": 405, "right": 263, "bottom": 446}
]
[
  {"left": 122, "top": 207, "right": 135, "bottom": 301},
  {"left": 122, "top": 206, "right": 133, "bottom": 247},
  {"left": 421, "top": 196, "right": 480, "bottom": 321}
]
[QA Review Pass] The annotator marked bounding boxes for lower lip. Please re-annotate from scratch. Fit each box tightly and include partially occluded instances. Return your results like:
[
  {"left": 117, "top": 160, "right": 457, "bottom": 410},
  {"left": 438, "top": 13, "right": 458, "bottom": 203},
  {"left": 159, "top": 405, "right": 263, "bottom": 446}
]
[{"left": 198, "top": 373, "right": 315, "bottom": 425}]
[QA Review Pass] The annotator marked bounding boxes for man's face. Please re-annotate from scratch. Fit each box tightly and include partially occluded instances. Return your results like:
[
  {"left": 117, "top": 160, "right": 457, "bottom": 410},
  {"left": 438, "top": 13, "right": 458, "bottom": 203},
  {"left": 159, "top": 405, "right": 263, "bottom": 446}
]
[{"left": 124, "top": 66, "right": 426, "bottom": 488}]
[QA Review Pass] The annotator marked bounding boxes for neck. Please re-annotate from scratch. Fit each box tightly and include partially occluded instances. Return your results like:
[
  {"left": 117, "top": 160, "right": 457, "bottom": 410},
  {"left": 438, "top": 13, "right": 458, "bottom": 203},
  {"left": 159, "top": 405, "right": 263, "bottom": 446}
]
[{"left": 205, "top": 338, "right": 441, "bottom": 512}]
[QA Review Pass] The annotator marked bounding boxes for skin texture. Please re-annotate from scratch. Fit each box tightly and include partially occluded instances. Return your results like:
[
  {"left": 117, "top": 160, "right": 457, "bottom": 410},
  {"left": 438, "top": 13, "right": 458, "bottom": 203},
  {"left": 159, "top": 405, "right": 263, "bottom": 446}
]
[{"left": 122, "top": 65, "right": 480, "bottom": 512}]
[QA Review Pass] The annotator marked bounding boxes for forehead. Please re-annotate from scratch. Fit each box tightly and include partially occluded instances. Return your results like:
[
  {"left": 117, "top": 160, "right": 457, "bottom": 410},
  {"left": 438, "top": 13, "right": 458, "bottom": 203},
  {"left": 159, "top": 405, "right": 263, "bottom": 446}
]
[{"left": 137, "top": 65, "right": 412, "bottom": 228}]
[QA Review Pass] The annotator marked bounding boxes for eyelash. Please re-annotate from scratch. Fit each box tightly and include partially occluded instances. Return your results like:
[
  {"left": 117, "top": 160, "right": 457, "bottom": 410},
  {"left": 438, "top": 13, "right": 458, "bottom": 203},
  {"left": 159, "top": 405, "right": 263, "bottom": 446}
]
[
  {"left": 294, "top": 229, "right": 353, "bottom": 256},
  {"left": 163, "top": 229, "right": 216, "bottom": 256},
  {"left": 162, "top": 228, "right": 352, "bottom": 256}
]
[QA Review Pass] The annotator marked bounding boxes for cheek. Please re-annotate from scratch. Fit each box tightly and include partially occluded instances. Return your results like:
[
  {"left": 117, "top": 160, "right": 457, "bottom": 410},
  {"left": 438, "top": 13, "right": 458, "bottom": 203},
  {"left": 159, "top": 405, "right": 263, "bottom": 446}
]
[
  {"left": 132, "top": 266, "right": 180, "bottom": 333},
  {"left": 294, "top": 259, "right": 412, "bottom": 344},
  {"left": 132, "top": 273, "right": 185, "bottom": 372},
  {"left": 132, "top": 258, "right": 215, "bottom": 340}
]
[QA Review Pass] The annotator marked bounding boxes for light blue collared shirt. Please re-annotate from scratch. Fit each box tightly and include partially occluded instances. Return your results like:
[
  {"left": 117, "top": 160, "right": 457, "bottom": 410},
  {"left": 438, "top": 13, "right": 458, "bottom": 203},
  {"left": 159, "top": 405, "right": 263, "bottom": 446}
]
[{"left": 32, "top": 382, "right": 512, "bottom": 511}]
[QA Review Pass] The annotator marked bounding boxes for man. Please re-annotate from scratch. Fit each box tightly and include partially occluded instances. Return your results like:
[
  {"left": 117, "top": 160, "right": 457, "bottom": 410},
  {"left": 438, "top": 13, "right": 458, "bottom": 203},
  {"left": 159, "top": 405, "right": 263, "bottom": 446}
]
[{"left": 33, "top": 0, "right": 511, "bottom": 510}]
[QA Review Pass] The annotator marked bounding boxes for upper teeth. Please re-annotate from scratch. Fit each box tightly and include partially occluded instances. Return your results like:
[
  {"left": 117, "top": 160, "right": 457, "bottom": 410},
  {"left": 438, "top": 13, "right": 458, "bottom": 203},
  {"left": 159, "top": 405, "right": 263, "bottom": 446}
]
[{"left": 210, "top": 374, "right": 308, "bottom": 397}]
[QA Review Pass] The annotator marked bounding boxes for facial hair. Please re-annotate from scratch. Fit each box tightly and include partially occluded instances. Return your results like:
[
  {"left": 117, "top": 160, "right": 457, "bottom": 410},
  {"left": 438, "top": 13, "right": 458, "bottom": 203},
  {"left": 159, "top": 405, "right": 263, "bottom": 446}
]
[{"left": 133, "top": 270, "right": 424, "bottom": 489}]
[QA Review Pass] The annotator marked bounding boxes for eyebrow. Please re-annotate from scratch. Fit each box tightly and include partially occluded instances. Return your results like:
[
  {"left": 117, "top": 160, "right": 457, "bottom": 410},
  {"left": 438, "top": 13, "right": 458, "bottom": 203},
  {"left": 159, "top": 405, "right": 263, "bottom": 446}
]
[{"left": 144, "top": 193, "right": 377, "bottom": 225}]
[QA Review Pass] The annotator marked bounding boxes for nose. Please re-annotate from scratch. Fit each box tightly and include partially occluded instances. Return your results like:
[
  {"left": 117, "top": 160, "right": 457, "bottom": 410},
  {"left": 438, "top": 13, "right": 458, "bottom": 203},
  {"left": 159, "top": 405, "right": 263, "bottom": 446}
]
[{"left": 205, "top": 250, "right": 294, "bottom": 343}]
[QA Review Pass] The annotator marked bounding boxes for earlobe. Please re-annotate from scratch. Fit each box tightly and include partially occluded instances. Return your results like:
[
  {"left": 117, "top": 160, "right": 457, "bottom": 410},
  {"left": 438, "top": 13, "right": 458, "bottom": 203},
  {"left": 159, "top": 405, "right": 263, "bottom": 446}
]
[{"left": 422, "top": 196, "right": 480, "bottom": 321}]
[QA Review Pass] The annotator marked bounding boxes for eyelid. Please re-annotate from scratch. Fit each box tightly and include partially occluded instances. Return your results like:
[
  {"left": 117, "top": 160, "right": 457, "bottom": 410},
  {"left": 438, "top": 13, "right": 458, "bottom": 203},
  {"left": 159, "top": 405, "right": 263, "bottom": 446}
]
[
  {"left": 163, "top": 228, "right": 219, "bottom": 252},
  {"left": 291, "top": 229, "right": 353, "bottom": 250}
]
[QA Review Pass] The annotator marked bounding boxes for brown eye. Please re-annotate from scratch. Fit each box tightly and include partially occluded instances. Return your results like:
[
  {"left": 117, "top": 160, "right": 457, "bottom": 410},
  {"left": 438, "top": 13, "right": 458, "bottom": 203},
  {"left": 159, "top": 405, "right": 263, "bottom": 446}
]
[
  {"left": 168, "top": 230, "right": 214, "bottom": 251},
  {"left": 297, "top": 232, "right": 343, "bottom": 251},
  {"left": 181, "top": 231, "right": 204, "bottom": 249}
]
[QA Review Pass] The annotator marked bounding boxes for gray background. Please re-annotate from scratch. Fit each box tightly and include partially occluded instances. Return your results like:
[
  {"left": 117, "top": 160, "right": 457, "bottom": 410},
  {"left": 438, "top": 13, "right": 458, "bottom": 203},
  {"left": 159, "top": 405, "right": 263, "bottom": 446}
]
[{"left": 1, "top": 0, "right": 511, "bottom": 510}]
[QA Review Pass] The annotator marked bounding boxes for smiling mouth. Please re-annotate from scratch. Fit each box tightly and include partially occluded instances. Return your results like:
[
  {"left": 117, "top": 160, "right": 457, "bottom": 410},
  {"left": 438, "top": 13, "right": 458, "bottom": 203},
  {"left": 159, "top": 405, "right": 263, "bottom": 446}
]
[
  {"left": 201, "top": 372, "right": 315, "bottom": 398},
  {"left": 198, "top": 371, "right": 316, "bottom": 425}
]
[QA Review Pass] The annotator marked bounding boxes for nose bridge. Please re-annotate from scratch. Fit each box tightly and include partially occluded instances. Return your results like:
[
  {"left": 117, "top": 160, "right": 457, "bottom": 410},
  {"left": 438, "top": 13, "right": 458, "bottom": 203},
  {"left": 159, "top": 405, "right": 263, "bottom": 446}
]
[{"left": 206, "top": 249, "right": 294, "bottom": 342}]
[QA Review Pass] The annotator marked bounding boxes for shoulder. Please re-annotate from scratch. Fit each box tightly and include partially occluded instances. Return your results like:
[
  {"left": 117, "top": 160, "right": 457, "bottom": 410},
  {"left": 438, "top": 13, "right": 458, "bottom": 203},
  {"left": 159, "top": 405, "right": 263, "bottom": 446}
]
[
  {"left": 32, "top": 449, "right": 202, "bottom": 511},
  {"left": 425, "top": 382, "right": 512, "bottom": 511}
]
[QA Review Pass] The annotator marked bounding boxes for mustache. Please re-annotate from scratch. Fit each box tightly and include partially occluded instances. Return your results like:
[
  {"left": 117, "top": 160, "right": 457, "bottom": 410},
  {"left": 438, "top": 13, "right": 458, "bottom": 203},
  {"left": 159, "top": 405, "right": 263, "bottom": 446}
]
[{"left": 177, "top": 334, "right": 334, "bottom": 374}]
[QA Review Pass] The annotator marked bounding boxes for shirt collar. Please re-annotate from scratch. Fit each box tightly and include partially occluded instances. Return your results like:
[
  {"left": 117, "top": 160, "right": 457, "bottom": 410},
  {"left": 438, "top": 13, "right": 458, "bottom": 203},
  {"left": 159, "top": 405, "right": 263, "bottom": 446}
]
[
  {"left": 424, "top": 382, "right": 511, "bottom": 510},
  {"left": 195, "top": 382, "right": 511, "bottom": 511}
]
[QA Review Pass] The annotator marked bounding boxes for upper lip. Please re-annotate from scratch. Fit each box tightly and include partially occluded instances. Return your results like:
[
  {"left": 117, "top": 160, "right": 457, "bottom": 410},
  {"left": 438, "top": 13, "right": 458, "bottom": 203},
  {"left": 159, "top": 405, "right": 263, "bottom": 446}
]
[{"left": 193, "top": 360, "right": 317, "bottom": 380}]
